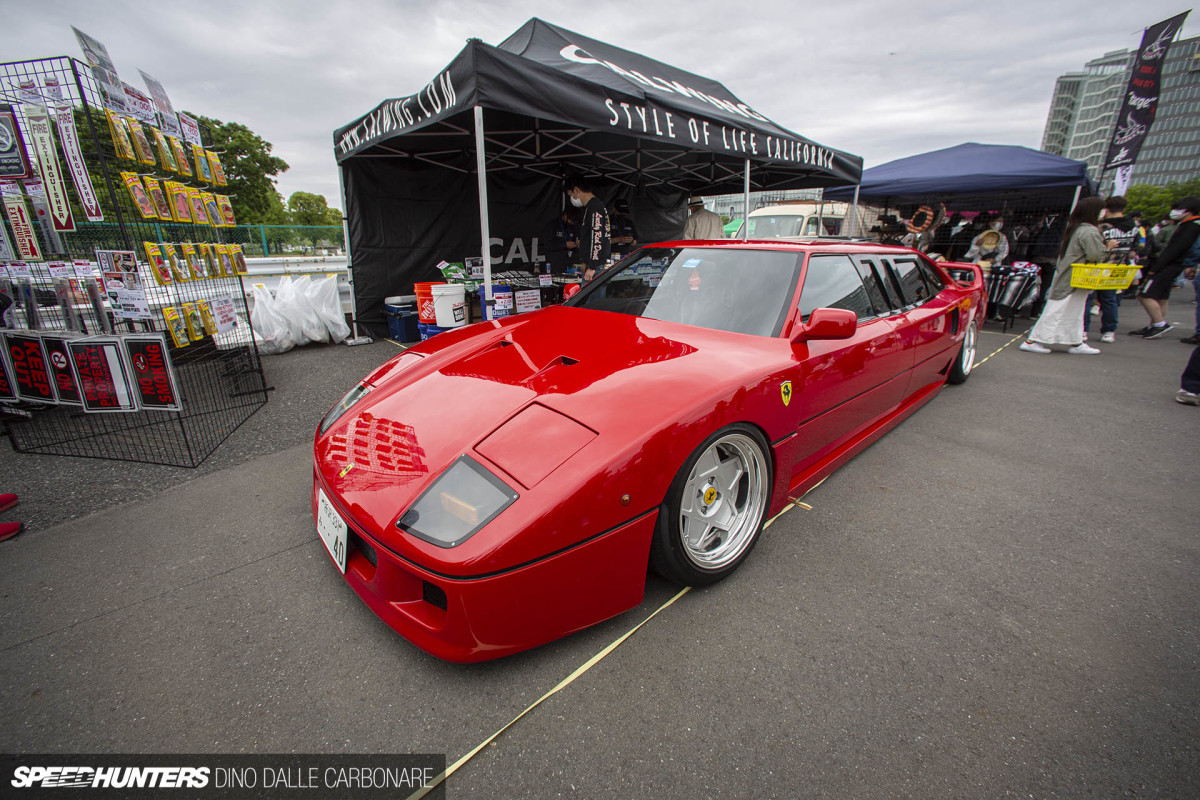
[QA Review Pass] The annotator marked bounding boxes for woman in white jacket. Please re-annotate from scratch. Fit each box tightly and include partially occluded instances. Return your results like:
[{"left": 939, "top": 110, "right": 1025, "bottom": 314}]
[{"left": 1021, "top": 197, "right": 1112, "bottom": 355}]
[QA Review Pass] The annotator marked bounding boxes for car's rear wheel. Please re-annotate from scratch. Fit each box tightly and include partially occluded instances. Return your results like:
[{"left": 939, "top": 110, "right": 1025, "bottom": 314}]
[
  {"left": 947, "top": 319, "right": 978, "bottom": 385},
  {"left": 650, "top": 424, "right": 771, "bottom": 586}
]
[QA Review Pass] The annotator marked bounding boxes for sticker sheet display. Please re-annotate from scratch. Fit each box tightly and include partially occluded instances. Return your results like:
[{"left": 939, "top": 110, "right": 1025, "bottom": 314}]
[
  {"left": 192, "top": 143, "right": 212, "bottom": 182},
  {"left": 162, "top": 307, "right": 190, "bottom": 348},
  {"left": 215, "top": 195, "right": 236, "bottom": 227},
  {"left": 143, "top": 177, "right": 173, "bottom": 220},
  {"left": 105, "top": 110, "right": 136, "bottom": 161},
  {"left": 120, "top": 171, "right": 158, "bottom": 219},
  {"left": 151, "top": 127, "right": 178, "bottom": 172},
  {"left": 142, "top": 241, "right": 172, "bottom": 285},
  {"left": 181, "top": 243, "right": 204, "bottom": 279},
  {"left": 166, "top": 181, "right": 192, "bottom": 223},
  {"left": 229, "top": 244, "right": 248, "bottom": 274},
  {"left": 188, "top": 189, "right": 209, "bottom": 225},
  {"left": 68, "top": 337, "right": 138, "bottom": 412},
  {"left": 162, "top": 243, "right": 189, "bottom": 282},
  {"left": 181, "top": 302, "right": 204, "bottom": 340},
  {"left": 207, "top": 151, "right": 227, "bottom": 186},
  {"left": 202, "top": 193, "right": 222, "bottom": 228},
  {"left": 168, "top": 136, "right": 192, "bottom": 177},
  {"left": 125, "top": 117, "right": 156, "bottom": 165}
]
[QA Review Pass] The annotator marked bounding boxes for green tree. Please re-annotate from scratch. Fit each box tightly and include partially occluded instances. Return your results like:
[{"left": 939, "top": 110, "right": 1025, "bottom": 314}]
[
  {"left": 1126, "top": 184, "right": 1173, "bottom": 222},
  {"left": 189, "top": 113, "right": 289, "bottom": 224},
  {"left": 288, "top": 191, "right": 340, "bottom": 251}
]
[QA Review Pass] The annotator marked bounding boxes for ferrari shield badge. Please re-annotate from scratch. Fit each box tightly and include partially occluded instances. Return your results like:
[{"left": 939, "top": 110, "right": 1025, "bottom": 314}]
[{"left": 780, "top": 381, "right": 792, "bottom": 407}]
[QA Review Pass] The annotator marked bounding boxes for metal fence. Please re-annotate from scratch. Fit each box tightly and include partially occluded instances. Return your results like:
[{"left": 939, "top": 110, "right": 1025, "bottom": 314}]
[{"left": 1, "top": 56, "right": 269, "bottom": 467}]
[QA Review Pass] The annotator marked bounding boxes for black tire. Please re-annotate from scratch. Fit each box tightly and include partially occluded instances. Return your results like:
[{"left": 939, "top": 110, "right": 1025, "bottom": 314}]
[
  {"left": 947, "top": 319, "right": 978, "bottom": 385},
  {"left": 649, "top": 424, "right": 772, "bottom": 586}
]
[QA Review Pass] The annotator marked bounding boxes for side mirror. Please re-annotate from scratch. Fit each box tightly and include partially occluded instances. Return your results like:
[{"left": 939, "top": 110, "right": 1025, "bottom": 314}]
[{"left": 790, "top": 307, "right": 858, "bottom": 343}]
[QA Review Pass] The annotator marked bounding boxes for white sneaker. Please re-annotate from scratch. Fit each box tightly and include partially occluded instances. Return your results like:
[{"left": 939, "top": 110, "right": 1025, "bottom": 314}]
[
  {"left": 1020, "top": 341, "right": 1051, "bottom": 354},
  {"left": 1100, "top": 332, "right": 1116, "bottom": 343},
  {"left": 1068, "top": 343, "right": 1101, "bottom": 354}
]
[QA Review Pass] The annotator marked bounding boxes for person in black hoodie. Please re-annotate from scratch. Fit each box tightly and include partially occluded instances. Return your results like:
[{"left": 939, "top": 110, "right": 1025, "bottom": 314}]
[
  {"left": 1089, "top": 196, "right": 1140, "bottom": 342},
  {"left": 1133, "top": 196, "right": 1200, "bottom": 338},
  {"left": 564, "top": 173, "right": 611, "bottom": 282}
]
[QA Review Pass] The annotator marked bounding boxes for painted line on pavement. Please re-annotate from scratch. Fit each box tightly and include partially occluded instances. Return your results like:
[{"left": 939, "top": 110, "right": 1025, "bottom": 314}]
[
  {"left": 408, "top": 586, "right": 691, "bottom": 799},
  {"left": 974, "top": 329, "right": 1028, "bottom": 369}
]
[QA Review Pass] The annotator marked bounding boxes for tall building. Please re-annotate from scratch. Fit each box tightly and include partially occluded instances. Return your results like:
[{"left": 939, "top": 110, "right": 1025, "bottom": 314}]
[{"left": 1041, "top": 36, "right": 1200, "bottom": 191}]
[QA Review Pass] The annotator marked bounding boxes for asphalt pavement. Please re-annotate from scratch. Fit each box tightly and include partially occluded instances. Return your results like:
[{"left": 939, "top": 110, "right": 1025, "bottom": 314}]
[{"left": 1, "top": 298, "right": 1197, "bottom": 798}]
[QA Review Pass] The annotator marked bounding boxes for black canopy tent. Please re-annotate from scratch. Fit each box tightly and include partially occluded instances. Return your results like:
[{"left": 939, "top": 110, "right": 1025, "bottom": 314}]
[{"left": 334, "top": 18, "right": 863, "bottom": 336}]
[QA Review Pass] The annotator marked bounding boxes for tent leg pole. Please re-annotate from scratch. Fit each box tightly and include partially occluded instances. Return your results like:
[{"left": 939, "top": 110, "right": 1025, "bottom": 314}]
[
  {"left": 848, "top": 185, "right": 861, "bottom": 238},
  {"left": 475, "top": 105, "right": 493, "bottom": 313},
  {"left": 1069, "top": 185, "right": 1081, "bottom": 214},
  {"left": 338, "top": 162, "right": 371, "bottom": 345},
  {"left": 741, "top": 159, "right": 750, "bottom": 241}
]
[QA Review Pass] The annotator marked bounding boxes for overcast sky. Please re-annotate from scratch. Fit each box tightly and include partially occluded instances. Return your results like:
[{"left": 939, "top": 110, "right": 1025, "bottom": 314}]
[{"left": 2, "top": 1, "right": 1195, "bottom": 208}]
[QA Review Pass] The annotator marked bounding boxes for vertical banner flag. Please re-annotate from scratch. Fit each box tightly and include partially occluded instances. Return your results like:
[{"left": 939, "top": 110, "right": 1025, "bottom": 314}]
[
  {"left": 2, "top": 195, "right": 43, "bottom": 260},
  {"left": 0, "top": 104, "right": 32, "bottom": 179},
  {"left": 23, "top": 105, "right": 75, "bottom": 232},
  {"left": 1104, "top": 12, "right": 1190, "bottom": 172},
  {"left": 177, "top": 112, "right": 202, "bottom": 146},
  {"left": 138, "top": 70, "right": 182, "bottom": 138},
  {"left": 53, "top": 105, "right": 102, "bottom": 221},
  {"left": 71, "top": 26, "right": 127, "bottom": 113}
]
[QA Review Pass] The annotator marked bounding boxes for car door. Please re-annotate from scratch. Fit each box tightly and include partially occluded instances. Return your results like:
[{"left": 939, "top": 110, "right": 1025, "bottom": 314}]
[
  {"left": 881, "top": 255, "right": 959, "bottom": 394},
  {"left": 786, "top": 254, "right": 910, "bottom": 474}
]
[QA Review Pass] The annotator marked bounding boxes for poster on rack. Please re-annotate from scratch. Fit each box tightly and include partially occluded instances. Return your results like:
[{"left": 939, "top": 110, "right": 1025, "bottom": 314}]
[
  {"left": 12, "top": 78, "right": 41, "bottom": 106},
  {"left": 71, "top": 26, "right": 127, "bottom": 113},
  {"left": 0, "top": 104, "right": 33, "bottom": 179},
  {"left": 68, "top": 337, "right": 138, "bottom": 412},
  {"left": 52, "top": 104, "right": 103, "bottom": 221},
  {"left": 1104, "top": 11, "right": 1190, "bottom": 171},
  {"left": 121, "top": 82, "right": 157, "bottom": 125},
  {"left": 3, "top": 332, "right": 57, "bottom": 404},
  {"left": 40, "top": 334, "right": 82, "bottom": 406},
  {"left": 42, "top": 76, "right": 64, "bottom": 104},
  {"left": 2, "top": 196, "right": 43, "bottom": 260},
  {"left": 0, "top": 214, "right": 15, "bottom": 260},
  {"left": 124, "top": 334, "right": 182, "bottom": 411},
  {"left": 97, "top": 249, "right": 153, "bottom": 320},
  {"left": 138, "top": 70, "right": 182, "bottom": 138},
  {"left": 177, "top": 112, "right": 201, "bottom": 146},
  {"left": 23, "top": 105, "right": 75, "bottom": 232}
]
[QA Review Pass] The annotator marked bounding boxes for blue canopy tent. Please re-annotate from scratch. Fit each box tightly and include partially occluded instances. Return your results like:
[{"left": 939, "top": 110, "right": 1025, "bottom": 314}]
[{"left": 826, "top": 142, "right": 1093, "bottom": 203}]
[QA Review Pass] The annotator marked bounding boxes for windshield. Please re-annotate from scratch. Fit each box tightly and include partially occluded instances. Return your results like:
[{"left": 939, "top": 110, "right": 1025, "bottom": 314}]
[
  {"left": 735, "top": 214, "right": 844, "bottom": 239},
  {"left": 566, "top": 247, "right": 802, "bottom": 337}
]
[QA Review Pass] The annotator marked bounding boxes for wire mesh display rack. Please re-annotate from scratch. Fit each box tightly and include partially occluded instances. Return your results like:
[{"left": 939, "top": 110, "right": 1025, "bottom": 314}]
[{"left": 0, "top": 56, "right": 268, "bottom": 467}]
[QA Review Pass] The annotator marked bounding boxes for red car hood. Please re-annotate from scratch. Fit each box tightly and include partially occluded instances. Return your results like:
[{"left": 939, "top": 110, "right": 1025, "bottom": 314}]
[{"left": 315, "top": 305, "right": 786, "bottom": 569}]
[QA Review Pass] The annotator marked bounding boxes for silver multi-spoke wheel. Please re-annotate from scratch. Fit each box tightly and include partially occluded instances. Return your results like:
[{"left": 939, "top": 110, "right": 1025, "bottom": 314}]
[
  {"left": 949, "top": 320, "right": 978, "bottom": 384},
  {"left": 677, "top": 432, "right": 769, "bottom": 571}
]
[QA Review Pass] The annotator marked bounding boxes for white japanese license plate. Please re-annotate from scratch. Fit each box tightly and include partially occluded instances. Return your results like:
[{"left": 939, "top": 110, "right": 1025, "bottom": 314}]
[{"left": 316, "top": 488, "right": 348, "bottom": 573}]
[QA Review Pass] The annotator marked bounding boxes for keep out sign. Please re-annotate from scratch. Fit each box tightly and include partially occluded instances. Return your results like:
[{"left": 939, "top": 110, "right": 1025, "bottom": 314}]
[
  {"left": 4, "top": 332, "right": 57, "bottom": 403},
  {"left": 123, "top": 335, "right": 182, "bottom": 411}
]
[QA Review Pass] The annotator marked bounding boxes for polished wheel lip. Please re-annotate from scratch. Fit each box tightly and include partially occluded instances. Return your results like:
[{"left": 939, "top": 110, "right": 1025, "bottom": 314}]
[
  {"left": 960, "top": 321, "right": 978, "bottom": 375},
  {"left": 678, "top": 432, "right": 768, "bottom": 570}
]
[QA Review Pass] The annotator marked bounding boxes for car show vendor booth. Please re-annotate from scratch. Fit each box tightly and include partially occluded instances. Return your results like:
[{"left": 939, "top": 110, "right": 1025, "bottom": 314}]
[{"left": 333, "top": 18, "right": 863, "bottom": 337}]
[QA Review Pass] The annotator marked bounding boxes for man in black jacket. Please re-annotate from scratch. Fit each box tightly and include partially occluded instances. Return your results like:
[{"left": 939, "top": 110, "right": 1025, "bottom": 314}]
[
  {"left": 564, "top": 173, "right": 610, "bottom": 282},
  {"left": 1132, "top": 196, "right": 1200, "bottom": 338}
]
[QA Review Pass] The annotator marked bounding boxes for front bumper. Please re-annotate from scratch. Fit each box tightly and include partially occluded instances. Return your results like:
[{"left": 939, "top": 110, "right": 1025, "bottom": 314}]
[{"left": 311, "top": 471, "right": 655, "bottom": 663}]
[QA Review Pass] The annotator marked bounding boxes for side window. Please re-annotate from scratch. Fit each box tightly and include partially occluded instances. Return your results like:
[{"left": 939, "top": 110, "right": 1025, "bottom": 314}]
[
  {"left": 804, "top": 217, "right": 820, "bottom": 236},
  {"left": 887, "top": 258, "right": 931, "bottom": 305},
  {"left": 798, "top": 255, "right": 875, "bottom": 321},
  {"left": 851, "top": 257, "right": 889, "bottom": 315},
  {"left": 861, "top": 256, "right": 903, "bottom": 311}
]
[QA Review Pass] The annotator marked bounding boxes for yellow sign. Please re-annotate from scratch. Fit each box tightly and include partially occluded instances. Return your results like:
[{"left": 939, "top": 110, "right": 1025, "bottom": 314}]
[{"left": 781, "top": 381, "right": 792, "bottom": 406}]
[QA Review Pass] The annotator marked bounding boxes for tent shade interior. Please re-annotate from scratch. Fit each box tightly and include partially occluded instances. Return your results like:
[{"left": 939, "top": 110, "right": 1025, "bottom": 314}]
[{"left": 335, "top": 18, "right": 863, "bottom": 336}]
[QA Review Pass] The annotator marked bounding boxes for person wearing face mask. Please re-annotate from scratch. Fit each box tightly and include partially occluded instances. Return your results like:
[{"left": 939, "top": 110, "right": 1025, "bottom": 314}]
[
  {"left": 1131, "top": 196, "right": 1200, "bottom": 338},
  {"left": 563, "top": 173, "right": 610, "bottom": 282},
  {"left": 963, "top": 214, "right": 1010, "bottom": 267}
]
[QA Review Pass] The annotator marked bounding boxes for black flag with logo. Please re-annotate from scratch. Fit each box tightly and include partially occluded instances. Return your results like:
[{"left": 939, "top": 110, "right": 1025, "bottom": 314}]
[{"left": 1105, "top": 12, "right": 1190, "bottom": 171}]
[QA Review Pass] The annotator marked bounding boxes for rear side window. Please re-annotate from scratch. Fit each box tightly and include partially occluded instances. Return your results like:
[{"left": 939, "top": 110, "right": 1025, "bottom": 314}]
[
  {"left": 919, "top": 259, "right": 945, "bottom": 291},
  {"left": 888, "top": 258, "right": 932, "bottom": 305},
  {"left": 798, "top": 255, "right": 874, "bottom": 321},
  {"left": 859, "top": 256, "right": 903, "bottom": 311},
  {"left": 851, "top": 257, "right": 890, "bottom": 315}
]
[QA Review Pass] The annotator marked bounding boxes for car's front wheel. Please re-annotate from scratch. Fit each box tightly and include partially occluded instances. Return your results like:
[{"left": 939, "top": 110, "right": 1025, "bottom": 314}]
[
  {"left": 947, "top": 319, "right": 978, "bottom": 385},
  {"left": 650, "top": 424, "right": 772, "bottom": 586}
]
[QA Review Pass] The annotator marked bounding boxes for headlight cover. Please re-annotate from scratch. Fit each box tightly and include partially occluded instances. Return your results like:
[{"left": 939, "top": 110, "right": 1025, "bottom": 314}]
[
  {"left": 397, "top": 455, "right": 519, "bottom": 548},
  {"left": 319, "top": 383, "right": 371, "bottom": 434}
]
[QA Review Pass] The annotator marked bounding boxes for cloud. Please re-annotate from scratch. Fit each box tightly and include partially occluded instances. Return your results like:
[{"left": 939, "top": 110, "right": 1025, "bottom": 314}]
[{"left": 2, "top": 0, "right": 1194, "bottom": 206}]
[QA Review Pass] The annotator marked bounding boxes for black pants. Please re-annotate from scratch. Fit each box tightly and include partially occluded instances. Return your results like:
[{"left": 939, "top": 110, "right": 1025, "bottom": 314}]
[{"left": 1183, "top": 346, "right": 1200, "bottom": 395}]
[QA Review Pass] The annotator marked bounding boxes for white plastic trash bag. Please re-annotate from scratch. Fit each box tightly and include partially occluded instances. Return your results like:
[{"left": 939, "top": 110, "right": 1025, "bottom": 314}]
[
  {"left": 287, "top": 275, "right": 330, "bottom": 344},
  {"left": 250, "top": 283, "right": 295, "bottom": 355},
  {"left": 306, "top": 275, "right": 351, "bottom": 343},
  {"left": 272, "top": 276, "right": 312, "bottom": 346}
]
